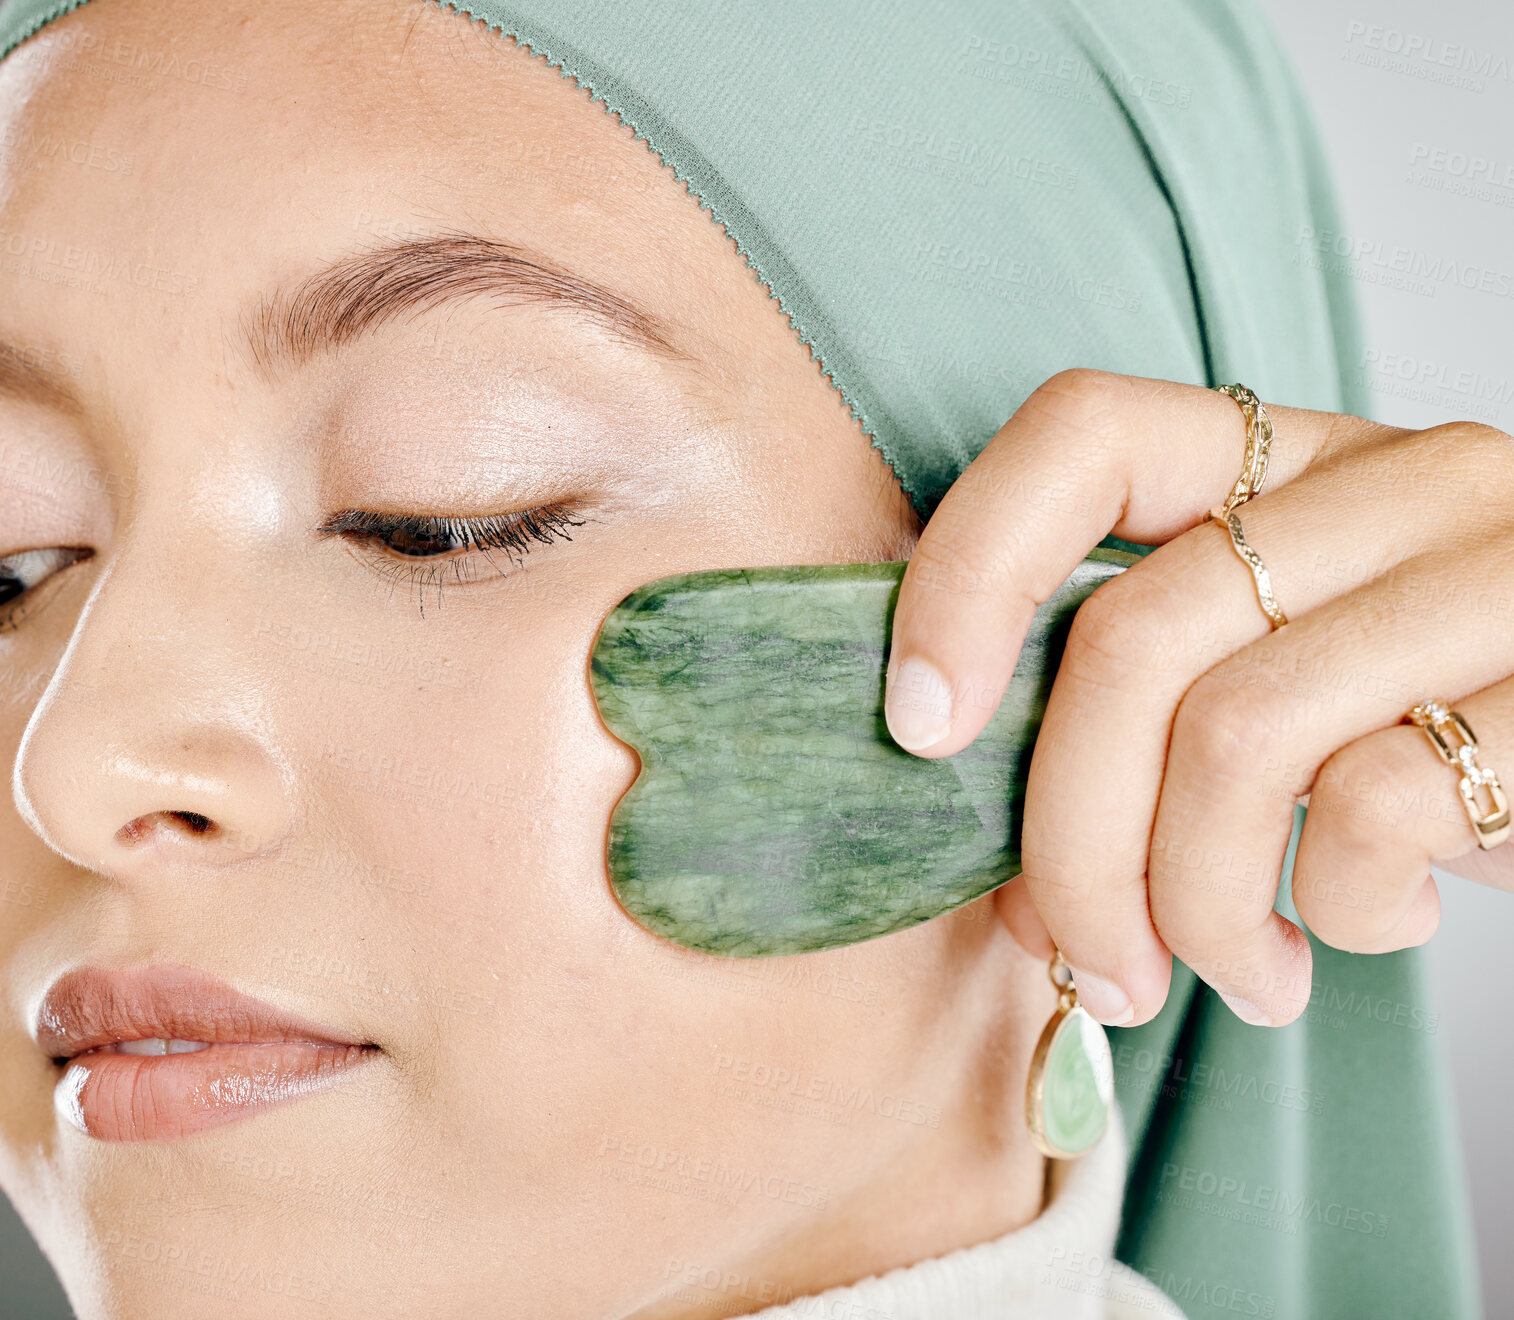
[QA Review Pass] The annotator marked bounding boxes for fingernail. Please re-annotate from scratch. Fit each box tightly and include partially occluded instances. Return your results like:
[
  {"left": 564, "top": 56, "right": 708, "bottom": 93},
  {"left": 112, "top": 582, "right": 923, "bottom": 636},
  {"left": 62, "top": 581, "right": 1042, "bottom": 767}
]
[
  {"left": 1220, "top": 993, "right": 1271, "bottom": 1027},
  {"left": 1067, "top": 967, "right": 1134, "bottom": 1026},
  {"left": 885, "top": 657, "right": 953, "bottom": 751}
]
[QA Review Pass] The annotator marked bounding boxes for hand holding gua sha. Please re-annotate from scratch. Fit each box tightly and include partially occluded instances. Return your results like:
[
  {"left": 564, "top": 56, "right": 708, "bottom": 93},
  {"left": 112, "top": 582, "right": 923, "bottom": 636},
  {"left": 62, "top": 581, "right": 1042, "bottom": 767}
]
[{"left": 589, "top": 548, "right": 1138, "bottom": 959}]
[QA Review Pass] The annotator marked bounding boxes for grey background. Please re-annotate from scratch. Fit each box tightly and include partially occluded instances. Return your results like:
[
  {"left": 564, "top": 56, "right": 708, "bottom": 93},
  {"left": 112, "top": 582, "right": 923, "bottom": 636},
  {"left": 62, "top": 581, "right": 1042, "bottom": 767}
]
[{"left": 3, "top": 2, "right": 1512, "bottom": 1317}]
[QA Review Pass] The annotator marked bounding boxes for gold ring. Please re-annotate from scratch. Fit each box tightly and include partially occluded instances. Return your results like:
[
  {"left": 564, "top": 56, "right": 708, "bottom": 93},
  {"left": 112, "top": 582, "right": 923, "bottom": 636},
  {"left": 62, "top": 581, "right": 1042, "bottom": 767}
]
[
  {"left": 1205, "top": 383, "right": 1276, "bottom": 523},
  {"left": 1405, "top": 699, "right": 1511, "bottom": 851},
  {"left": 1217, "top": 511, "right": 1287, "bottom": 629}
]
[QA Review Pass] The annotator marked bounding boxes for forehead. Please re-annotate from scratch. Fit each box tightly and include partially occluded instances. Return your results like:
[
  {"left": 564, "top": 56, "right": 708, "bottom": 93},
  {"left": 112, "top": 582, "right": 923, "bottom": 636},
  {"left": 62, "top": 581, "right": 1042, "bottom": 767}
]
[{"left": 0, "top": 0, "right": 735, "bottom": 377}]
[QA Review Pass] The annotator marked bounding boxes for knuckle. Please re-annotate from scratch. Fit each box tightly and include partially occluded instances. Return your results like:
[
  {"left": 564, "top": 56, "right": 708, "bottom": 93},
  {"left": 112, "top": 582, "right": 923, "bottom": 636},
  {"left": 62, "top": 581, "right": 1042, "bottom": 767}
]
[
  {"left": 1309, "top": 736, "right": 1425, "bottom": 838},
  {"left": 1291, "top": 833, "right": 1388, "bottom": 917},
  {"left": 1149, "top": 904, "right": 1256, "bottom": 974},
  {"left": 1442, "top": 420, "right": 1514, "bottom": 464},
  {"left": 1033, "top": 366, "right": 1122, "bottom": 411},
  {"left": 1017, "top": 847, "right": 1096, "bottom": 906},
  {"left": 1148, "top": 829, "right": 1274, "bottom": 901},
  {"left": 1062, "top": 572, "right": 1188, "bottom": 686},
  {"left": 1173, "top": 670, "right": 1301, "bottom": 783},
  {"left": 1023, "top": 368, "right": 1129, "bottom": 442},
  {"left": 903, "top": 525, "right": 1007, "bottom": 599},
  {"left": 1298, "top": 825, "right": 1393, "bottom": 905},
  {"left": 1293, "top": 740, "right": 1435, "bottom": 948},
  {"left": 1402, "top": 421, "right": 1514, "bottom": 505}
]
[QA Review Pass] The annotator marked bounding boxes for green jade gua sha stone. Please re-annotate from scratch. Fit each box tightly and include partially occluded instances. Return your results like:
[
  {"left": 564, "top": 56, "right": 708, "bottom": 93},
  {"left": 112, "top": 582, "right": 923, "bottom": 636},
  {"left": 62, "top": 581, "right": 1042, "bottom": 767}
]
[{"left": 589, "top": 548, "right": 1138, "bottom": 957}]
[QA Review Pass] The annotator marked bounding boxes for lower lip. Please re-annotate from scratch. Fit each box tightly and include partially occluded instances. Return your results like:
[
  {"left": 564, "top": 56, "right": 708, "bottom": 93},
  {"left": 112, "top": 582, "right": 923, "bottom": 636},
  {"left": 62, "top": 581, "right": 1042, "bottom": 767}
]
[{"left": 55, "top": 1042, "right": 374, "bottom": 1142}]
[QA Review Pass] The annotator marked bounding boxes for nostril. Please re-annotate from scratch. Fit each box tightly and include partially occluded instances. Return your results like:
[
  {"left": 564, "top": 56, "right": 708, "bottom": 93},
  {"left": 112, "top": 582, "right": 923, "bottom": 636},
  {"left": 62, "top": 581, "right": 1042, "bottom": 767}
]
[{"left": 117, "top": 811, "right": 219, "bottom": 844}]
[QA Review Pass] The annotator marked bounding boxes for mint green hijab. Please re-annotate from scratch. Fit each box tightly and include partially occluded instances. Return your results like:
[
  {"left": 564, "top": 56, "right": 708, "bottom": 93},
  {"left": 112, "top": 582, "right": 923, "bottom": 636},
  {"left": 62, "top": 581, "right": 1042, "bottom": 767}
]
[{"left": 0, "top": 1, "right": 1480, "bottom": 1314}]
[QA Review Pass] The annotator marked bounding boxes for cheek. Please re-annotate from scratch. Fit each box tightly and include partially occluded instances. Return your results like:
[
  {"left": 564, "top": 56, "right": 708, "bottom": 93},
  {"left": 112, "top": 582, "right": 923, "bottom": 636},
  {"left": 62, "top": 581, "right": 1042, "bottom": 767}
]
[
  {"left": 274, "top": 563, "right": 640, "bottom": 976},
  {"left": 244, "top": 570, "right": 643, "bottom": 1177},
  {"left": 282, "top": 554, "right": 854, "bottom": 1171}
]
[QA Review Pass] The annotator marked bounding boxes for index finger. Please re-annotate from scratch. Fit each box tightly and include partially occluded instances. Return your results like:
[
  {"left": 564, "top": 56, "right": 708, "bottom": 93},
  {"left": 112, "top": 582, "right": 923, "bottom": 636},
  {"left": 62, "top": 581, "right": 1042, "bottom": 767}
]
[{"left": 882, "top": 369, "right": 1346, "bottom": 759}]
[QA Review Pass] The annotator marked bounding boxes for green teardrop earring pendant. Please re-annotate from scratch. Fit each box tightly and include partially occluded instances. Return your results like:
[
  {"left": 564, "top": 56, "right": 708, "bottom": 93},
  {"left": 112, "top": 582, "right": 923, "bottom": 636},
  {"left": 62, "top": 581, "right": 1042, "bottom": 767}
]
[{"left": 1025, "top": 949, "right": 1114, "bottom": 1160}]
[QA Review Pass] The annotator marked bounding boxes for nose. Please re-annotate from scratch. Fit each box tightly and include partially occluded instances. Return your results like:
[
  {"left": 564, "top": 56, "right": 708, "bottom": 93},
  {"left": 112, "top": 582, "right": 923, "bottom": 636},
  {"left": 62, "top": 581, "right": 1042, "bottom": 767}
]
[{"left": 12, "top": 560, "right": 295, "bottom": 883}]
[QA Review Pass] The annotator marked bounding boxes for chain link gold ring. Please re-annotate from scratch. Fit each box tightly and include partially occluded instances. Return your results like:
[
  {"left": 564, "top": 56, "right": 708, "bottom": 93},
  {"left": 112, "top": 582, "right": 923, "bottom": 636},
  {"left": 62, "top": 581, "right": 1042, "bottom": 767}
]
[{"left": 1405, "top": 699, "right": 1511, "bottom": 851}]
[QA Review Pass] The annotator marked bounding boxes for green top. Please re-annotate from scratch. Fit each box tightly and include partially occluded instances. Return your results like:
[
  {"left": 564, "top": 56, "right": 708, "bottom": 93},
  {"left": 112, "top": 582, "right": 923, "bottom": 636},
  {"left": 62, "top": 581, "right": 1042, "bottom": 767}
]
[{"left": 0, "top": 0, "right": 1480, "bottom": 1314}]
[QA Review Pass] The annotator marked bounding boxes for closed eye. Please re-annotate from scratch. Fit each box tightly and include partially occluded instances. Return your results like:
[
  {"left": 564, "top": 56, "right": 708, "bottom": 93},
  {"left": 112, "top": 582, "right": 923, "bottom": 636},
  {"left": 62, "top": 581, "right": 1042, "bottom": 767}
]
[{"left": 315, "top": 502, "right": 587, "bottom": 618}]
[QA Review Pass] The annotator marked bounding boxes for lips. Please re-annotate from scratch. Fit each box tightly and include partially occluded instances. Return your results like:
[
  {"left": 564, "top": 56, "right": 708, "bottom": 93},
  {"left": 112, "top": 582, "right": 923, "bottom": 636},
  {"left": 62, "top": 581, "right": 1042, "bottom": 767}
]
[{"left": 37, "top": 965, "right": 376, "bottom": 1142}]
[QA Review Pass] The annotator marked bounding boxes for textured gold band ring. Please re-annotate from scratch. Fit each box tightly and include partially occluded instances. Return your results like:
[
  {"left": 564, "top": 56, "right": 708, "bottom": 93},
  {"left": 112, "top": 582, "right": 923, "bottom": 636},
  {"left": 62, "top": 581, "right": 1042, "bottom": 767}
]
[
  {"left": 1205, "top": 383, "right": 1276, "bottom": 522},
  {"left": 1405, "top": 699, "right": 1512, "bottom": 851},
  {"left": 1217, "top": 511, "right": 1287, "bottom": 629}
]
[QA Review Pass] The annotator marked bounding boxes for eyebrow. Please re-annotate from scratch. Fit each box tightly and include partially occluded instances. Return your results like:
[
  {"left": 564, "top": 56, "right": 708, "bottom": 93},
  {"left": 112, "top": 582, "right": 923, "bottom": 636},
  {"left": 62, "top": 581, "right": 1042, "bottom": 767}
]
[{"left": 242, "top": 231, "right": 691, "bottom": 378}]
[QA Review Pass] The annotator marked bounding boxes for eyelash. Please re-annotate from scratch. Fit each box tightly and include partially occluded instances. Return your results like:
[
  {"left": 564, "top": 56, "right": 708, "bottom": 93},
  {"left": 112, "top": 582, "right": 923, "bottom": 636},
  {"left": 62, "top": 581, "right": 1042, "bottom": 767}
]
[
  {"left": 0, "top": 547, "right": 93, "bottom": 634},
  {"left": 315, "top": 501, "right": 587, "bottom": 617}
]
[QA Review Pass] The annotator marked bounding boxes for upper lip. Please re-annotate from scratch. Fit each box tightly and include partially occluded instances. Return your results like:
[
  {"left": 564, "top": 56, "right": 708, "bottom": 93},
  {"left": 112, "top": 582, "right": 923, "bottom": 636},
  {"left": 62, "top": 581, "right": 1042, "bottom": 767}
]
[{"left": 36, "top": 965, "right": 369, "bottom": 1062}]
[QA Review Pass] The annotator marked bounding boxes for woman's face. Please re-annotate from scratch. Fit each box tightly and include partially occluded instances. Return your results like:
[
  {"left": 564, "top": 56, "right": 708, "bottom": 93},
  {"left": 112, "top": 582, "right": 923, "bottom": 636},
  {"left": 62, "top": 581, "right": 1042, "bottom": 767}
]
[{"left": 0, "top": 2, "right": 1050, "bottom": 1316}]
